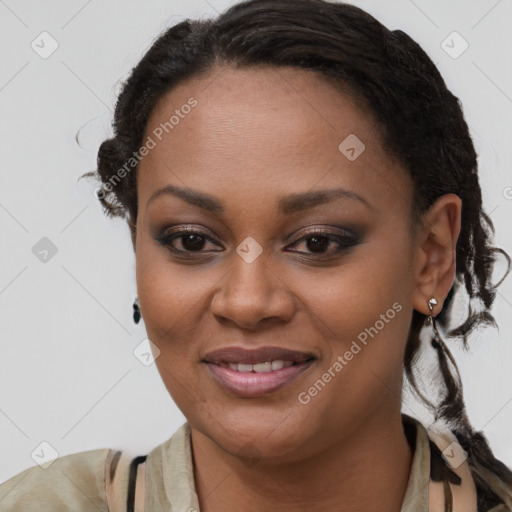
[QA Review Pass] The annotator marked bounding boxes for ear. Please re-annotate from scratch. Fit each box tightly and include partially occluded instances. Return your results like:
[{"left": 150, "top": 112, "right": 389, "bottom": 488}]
[{"left": 411, "top": 193, "right": 462, "bottom": 318}]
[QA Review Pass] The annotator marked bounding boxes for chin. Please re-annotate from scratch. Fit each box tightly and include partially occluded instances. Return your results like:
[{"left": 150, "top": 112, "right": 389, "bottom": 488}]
[{"left": 195, "top": 406, "right": 316, "bottom": 463}]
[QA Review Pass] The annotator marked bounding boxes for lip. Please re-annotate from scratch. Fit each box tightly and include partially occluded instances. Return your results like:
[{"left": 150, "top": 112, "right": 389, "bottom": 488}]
[
  {"left": 202, "top": 345, "right": 317, "bottom": 398},
  {"left": 202, "top": 346, "right": 316, "bottom": 365}
]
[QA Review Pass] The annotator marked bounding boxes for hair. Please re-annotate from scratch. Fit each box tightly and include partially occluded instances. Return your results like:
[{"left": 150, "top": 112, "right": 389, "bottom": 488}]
[{"left": 82, "top": 0, "right": 512, "bottom": 508}]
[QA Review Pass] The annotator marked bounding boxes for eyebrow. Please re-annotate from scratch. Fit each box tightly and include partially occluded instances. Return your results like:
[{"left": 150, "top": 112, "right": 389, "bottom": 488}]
[{"left": 145, "top": 184, "right": 371, "bottom": 215}]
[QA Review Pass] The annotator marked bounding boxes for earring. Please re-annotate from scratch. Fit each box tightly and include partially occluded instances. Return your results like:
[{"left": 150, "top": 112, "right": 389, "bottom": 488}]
[
  {"left": 133, "top": 297, "right": 141, "bottom": 324},
  {"left": 425, "top": 297, "right": 441, "bottom": 349},
  {"left": 424, "top": 296, "right": 465, "bottom": 424},
  {"left": 425, "top": 297, "right": 437, "bottom": 325}
]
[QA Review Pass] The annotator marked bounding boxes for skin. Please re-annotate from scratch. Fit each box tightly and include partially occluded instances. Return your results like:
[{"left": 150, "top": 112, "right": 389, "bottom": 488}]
[{"left": 133, "top": 64, "right": 462, "bottom": 512}]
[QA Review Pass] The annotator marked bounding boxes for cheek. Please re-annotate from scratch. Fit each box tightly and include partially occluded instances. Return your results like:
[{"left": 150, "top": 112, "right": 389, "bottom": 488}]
[
  {"left": 301, "top": 236, "right": 412, "bottom": 388},
  {"left": 135, "top": 243, "right": 209, "bottom": 412},
  {"left": 135, "top": 239, "right": 206, "bottom": 339},
  {"left": 134, "top": 237, "right": 225, "bottom": 403},
  {"left": 304, "top": 245, "right": 407, "bottom": 339}
]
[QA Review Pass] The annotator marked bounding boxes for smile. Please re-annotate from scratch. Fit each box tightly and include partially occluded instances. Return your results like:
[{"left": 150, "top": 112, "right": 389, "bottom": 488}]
[
  {"left": 202, "top": 345, "right": 317, "bottom": 397},
  {"left": 217, "top": 360, "right": 295, "bottom": 372}
]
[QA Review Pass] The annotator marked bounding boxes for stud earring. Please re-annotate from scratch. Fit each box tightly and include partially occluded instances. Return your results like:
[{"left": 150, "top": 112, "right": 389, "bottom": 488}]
[
  {"left": 425, "top": 297, "right": 438, "bottom": 326},
  {"left": 133, "top": 297, "right": 141, "bottom": 324}
]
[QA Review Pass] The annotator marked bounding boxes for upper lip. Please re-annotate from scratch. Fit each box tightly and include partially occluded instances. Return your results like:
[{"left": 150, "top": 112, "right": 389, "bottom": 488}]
[{"left": 203, "top": 346, "right": 316, "bottom": 365}]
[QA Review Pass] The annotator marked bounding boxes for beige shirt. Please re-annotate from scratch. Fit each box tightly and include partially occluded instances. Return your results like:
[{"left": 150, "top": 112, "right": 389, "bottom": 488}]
[{"left": 0, "top": 414, "right": 509, "bottom": 511}]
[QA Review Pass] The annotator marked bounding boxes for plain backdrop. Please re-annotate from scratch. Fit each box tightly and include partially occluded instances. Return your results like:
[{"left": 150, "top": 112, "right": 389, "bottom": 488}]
[{"left": 0, "top": 0, "right": 511, "bottom": 483}]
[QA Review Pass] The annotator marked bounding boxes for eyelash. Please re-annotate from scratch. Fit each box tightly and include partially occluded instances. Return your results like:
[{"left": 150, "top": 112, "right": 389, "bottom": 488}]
[{"left": 155, "top": 226, "right": 359, "bottom": 258}]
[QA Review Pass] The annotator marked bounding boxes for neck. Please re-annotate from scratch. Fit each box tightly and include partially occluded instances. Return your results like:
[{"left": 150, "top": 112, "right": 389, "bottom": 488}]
[{"left": 190, "top": 410, "right": 414, "bottom": 512}]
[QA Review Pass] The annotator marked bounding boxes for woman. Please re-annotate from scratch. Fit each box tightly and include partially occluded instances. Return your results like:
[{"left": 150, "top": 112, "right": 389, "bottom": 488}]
[{"left": 1, "top": 0, "right": 511, "bottom": 510}]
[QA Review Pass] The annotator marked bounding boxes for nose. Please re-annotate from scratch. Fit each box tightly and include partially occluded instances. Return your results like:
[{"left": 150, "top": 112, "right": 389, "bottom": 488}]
[{"left": 210, "top": 248, "right": 296, "bottom": 331}]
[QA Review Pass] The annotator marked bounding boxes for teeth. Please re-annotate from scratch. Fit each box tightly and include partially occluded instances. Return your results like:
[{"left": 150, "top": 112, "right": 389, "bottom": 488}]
[
  {"left": 225, "top": 360, "right": 295, "bottom": 372},
  {"left": 252, "top": 361, "right": 272, "bottom": 372},
  {"left": 271, "top": 360, "right": 284, "bottom": 371}
]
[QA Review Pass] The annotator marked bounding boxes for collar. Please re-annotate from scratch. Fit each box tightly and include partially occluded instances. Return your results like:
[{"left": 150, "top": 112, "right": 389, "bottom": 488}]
[
  {"left": 143, "top": 414, "right": 478, "bottom": 511},
  {"left": 401, "top": 413, "right": 478, "bottom": 511}
]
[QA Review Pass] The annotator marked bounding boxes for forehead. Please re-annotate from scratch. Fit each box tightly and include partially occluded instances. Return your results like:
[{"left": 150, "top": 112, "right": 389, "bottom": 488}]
[{"left": 137, "top": 65, "right": 411, "bottom": 218}]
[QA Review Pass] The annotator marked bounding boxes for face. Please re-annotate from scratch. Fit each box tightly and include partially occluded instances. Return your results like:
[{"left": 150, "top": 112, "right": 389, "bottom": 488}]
[{"left": 134, "top": 65, "right": 419, "bottom": 463}]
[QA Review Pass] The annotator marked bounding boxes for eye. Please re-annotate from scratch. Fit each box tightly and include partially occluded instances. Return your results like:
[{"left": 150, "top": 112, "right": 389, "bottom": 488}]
[
  {"left": 154, "top": 226, "right": 359, "bottom": 257},
  {"left": 287, "top": 228, "right": 359, "bottom": 256},
  {"left": 155, "top": 227, "right": 222, "bottom": 254}
]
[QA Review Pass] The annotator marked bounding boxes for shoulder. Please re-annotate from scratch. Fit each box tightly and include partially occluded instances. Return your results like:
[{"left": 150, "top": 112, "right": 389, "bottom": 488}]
[
  {"left": 0, "top": 427, "right": 188, "bottom": 512},
  {"left": 0, "top": 448, "right": 111, "bottom": 512},
  {"left": 424, "top": 420, "right": 512, "bottom": 512}
]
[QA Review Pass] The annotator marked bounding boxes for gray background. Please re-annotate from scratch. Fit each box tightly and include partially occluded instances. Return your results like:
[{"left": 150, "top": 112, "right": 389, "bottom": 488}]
[{"left": 1, "top": 0, "right": 511, "bottom": 482}]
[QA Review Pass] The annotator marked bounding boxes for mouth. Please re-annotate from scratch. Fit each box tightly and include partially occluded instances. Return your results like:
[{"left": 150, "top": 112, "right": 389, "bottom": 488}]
[
  {"left": 217, "top": 359, "right": 298, "bottom": 372},
  {"left": 202, "top": 346, "right": 317, "bottom": 397}
]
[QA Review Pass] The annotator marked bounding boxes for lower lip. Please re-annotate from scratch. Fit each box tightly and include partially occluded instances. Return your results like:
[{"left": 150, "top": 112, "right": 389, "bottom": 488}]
[{"left": 204, "top": 360, "right": 315, "bottom": 397}]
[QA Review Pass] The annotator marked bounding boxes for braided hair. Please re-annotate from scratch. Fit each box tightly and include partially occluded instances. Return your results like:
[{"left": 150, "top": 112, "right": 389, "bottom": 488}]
[{"left": 82, "top": 0, "right": 512, "bottom": 508}]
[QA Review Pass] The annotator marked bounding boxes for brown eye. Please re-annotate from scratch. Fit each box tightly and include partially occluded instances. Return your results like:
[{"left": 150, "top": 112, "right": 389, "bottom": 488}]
[
  {"left": 154, "top": 226, "right": 359, "bottom": 258},
  {"left": 155, "top": 228, "right": 222, "bottom": 254},
  {"left": 304, "top": 234, "right": 330, "bottom": 253},
  {"left": 178, "top": 233, "right": 207, "bottom": 252},
  {"left": 288, "top": 229, "right": 359, "bottom": 256}
]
